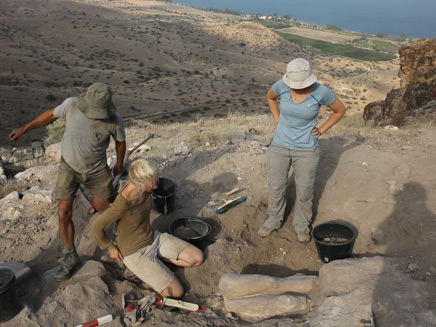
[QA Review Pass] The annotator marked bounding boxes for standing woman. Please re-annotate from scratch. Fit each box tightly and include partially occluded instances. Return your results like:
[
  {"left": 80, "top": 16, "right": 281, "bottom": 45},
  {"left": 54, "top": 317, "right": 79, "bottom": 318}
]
[
  {"left": 91, "top": 159, "right": 203, "bottom": 298},
  {"left": 258, "top": 58, "right": 346, "bottom": 242}
]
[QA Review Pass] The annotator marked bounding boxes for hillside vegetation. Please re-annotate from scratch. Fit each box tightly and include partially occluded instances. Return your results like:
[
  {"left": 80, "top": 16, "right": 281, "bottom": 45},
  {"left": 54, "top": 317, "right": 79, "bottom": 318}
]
[{"left": 275, "top": 30, "right": 397, "bottom": 61}]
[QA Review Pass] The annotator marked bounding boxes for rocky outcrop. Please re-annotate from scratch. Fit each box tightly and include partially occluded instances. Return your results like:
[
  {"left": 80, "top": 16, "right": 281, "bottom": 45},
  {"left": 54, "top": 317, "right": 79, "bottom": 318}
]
[
  {"left": 364, "top": 38, "right": 436, "bottom": 126},
  {"left": 308, "top": 257, "right": 436, "bottom": 327}
]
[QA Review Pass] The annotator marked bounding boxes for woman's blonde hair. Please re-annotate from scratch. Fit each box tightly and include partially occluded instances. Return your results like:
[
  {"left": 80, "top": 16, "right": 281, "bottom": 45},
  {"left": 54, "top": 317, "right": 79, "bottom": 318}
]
[{"left": 128, "top": 159, "right": 159, "bottom": 193}]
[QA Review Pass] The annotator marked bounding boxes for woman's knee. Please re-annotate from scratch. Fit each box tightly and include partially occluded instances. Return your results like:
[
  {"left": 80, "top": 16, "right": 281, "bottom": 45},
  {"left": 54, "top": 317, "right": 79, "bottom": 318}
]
[
  {"left": 186, "top": 245, "right": 204, "bottom": 267},
  {"left": 161, "top": 278, "right": 184, "bottom": 298}
]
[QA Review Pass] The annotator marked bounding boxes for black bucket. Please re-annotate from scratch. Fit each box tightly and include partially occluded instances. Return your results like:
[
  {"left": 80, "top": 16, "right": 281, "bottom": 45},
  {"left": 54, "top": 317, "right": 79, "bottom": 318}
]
[
  {"left": 151, "top": 178, "right": 177, "bottom": 215},
  {"left": 0, "top": 267, "right": 20, "bottom": 322},
  {"left": 169, "top": 218, "right": 212, "bottom": 246},
  {"left": 312, "top": 221, "right": 358, "bottom": 263}
]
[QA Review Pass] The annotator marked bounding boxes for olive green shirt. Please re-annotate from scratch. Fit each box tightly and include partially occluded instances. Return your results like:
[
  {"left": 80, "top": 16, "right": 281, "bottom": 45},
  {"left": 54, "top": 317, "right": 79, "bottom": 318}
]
[{"left": 91, "top": 190, "right": 154, "bottom": 257}]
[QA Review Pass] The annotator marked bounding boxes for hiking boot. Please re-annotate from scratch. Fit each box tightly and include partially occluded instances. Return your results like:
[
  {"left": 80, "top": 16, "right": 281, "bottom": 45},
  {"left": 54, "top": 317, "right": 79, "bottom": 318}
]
[
  {"left": 55, "top": 249, "right": 81, "bottom": 281},
  {"left": 297, "top": 230, "right": 311, "bottom": 243},
  {"left": 258, "top": 226, "right": 275, "bottom": 238}
]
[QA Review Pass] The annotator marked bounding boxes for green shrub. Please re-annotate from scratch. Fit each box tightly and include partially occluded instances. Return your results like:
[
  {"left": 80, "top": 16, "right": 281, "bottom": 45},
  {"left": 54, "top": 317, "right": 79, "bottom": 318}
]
[{"left": 45, "top": 94, "right": 57, "bottom": 102}]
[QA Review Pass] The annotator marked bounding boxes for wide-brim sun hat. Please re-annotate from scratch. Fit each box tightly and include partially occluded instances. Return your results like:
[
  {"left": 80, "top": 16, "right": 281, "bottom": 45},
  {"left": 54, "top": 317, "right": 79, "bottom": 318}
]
[
  {"left": 76, "top": 83, "right": 116, "bottom": 119},
  {"left": 282, "top": 58, "right": 317, "bottom": 89}
]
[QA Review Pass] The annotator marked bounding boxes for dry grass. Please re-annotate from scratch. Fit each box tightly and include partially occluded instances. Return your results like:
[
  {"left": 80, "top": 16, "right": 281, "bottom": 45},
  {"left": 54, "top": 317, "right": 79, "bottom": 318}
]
[
  {"left": 325, "top": 114, "right": 372, "bottom": 136},
  {"left": 324, "top": 113, "right": 434, "bottom": 140},
  {"left": 0, "top": 179, "right": 30, "bottom": 199},
  {"left": 45, "top": 120, "right": 66, "bottom": 143}
]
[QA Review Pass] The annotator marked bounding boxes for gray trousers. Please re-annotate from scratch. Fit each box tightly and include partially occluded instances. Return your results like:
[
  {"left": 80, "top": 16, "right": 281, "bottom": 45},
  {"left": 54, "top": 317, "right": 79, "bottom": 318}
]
[{"left": 264, "top": 141, "right": 320, "bottom": 232}]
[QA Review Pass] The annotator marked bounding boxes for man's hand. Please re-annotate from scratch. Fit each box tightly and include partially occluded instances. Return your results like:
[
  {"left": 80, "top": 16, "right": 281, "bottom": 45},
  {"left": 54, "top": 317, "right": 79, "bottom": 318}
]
[
  {"left": 113, "top": 164, "right": 123, "bottom": 176},
  {"left": 9, "top": 128, "right": 26, "bottom": 141},
  {"left": 9, "top": 108, "right": 57, "bottom": 142}
]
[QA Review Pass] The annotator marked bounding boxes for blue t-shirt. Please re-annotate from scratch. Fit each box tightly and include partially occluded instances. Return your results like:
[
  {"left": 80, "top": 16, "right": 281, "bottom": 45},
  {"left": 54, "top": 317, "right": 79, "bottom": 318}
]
[{"left": 272, "top": 80, "right": 336, "bottom": 150}]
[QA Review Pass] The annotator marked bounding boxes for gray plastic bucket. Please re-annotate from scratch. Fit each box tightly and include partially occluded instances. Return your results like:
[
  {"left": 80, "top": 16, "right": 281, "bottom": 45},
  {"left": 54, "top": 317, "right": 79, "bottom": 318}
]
[{"left": 0, "top": 267, "right": 20, "bottom": 322}]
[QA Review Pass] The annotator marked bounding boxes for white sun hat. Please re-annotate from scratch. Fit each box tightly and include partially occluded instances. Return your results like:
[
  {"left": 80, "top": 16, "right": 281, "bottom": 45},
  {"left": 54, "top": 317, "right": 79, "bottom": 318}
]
[{"left": 282, "top": 58, "right": 317, "bottom": 89}]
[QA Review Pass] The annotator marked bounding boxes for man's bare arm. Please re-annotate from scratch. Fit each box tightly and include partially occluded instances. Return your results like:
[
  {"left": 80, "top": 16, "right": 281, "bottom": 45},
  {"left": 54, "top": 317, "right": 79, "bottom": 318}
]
[
  {"left": 113, "top": 140, "right": 126, "bottom": 176},
  {"left": 9, "top": 108, "right": 57, "bottom": 141}
]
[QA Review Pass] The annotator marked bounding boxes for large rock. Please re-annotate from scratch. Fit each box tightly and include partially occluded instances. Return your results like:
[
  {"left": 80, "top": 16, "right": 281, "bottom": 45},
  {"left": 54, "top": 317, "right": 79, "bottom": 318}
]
[
  {"left": 14, "top": 164, "right": 58, "bottom": 183},
  {"left": 0, "top": 191, "right": 20, "bottom": 206},
  {"left": 22, "top": 182, "right": 56, "bottom": 204},
  {"left": 219, "top": 273, "right": 315, "bottom": 321},
  {"left": 11, "top": 147, "right": 33, "bottom": 163},
  {"left": 308, "top": 256, "right": 436, "bottom": 327},
  {"left": 219, "top": 272, "right": 316, "bottom": 299},
  {"left": 45, "top": 142, "right": 61, "bottom": 163},
  {"left": 364, "top": 38, "right": 436, "bottom": 126},
  {"left": 223, "top": 293, "right": 308, "bottom": 322}
]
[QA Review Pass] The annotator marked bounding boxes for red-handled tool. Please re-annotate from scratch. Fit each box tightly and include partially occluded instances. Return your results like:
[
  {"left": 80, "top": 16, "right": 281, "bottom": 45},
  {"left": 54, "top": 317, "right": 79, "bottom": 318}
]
[{"left": 74, "top": 314, "right": 113, "bottom": 327}]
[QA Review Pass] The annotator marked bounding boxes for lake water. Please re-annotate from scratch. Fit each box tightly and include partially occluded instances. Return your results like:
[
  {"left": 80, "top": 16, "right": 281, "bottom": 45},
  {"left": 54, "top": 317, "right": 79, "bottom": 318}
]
[{"left": 175, "top": 0, "right": 436, "bottom": 38}]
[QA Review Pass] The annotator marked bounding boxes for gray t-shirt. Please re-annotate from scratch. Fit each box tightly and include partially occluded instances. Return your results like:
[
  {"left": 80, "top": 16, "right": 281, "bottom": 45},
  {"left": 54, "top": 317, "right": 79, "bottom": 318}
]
[{"left": 54, "top": 97, "right": 125, "bottom": 173}]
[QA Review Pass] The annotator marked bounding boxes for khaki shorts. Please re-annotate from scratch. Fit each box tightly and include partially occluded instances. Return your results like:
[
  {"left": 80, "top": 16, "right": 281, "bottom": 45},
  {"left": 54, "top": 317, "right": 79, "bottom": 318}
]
[
  {"left": 56, "top": 157, "right": 115, "bottom": 200},
  {"left": 123, "top": 232, "right": 189, "bottom": 293}
]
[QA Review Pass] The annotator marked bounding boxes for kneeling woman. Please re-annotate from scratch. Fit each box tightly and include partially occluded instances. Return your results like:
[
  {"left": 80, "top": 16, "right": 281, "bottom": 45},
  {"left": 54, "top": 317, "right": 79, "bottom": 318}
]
[{"left": 91, "top": 159, "right": 203, "bottom": 298}]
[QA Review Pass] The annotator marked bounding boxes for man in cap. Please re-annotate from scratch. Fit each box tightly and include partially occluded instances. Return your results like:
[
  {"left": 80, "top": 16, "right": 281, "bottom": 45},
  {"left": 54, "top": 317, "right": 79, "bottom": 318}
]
[{"left": 10, "top": 83, "right": 126, "bottom": 280}]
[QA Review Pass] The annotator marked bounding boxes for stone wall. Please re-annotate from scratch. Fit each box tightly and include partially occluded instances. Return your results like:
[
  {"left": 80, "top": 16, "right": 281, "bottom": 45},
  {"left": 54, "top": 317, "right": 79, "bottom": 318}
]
[{"left": 0, "top": 142, "right": 60, "bottom": 177}]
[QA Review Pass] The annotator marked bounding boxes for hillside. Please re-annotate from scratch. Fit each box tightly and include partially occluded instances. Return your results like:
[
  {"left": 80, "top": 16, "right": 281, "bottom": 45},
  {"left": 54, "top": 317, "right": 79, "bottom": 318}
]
[{"left": 0, "top": 0, "right": 400, "bottom": 147}]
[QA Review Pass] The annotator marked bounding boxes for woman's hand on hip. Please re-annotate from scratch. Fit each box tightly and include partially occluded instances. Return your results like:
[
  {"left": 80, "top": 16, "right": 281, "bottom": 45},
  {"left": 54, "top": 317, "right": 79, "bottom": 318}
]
[{"left": 312, "top": 127, "right": 321, "bottom": 138}]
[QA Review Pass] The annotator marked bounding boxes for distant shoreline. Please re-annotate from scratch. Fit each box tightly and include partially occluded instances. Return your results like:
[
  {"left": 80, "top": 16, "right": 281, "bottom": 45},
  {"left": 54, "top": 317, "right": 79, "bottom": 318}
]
[
  {"left": 173, "top": 1, "right": 411, "bottom": 42},
  {"left": 173, "top": 0, "right": 435, "bottom": 39}
]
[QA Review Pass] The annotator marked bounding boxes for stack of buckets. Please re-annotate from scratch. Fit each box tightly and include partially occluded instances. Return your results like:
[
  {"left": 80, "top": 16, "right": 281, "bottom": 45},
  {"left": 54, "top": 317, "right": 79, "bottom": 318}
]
[
  {"left": 151, "top": 177, "right": 177, "bottom": 215},
  {"left": 0, "top": 267, "right": 20, "bottom": 322}
]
